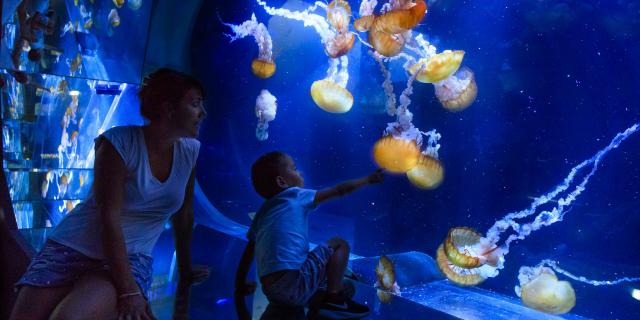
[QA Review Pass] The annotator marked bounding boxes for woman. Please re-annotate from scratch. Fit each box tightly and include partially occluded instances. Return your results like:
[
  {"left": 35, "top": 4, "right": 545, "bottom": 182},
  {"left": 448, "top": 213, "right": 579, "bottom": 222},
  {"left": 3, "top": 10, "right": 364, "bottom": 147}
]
[{"left": 10, "top": 68, "right": 209, "bottom": 320}]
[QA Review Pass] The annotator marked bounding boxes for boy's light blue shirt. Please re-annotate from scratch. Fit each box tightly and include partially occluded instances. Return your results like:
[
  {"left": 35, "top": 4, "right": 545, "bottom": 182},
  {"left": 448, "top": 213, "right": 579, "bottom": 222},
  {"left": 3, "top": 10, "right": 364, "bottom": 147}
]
[{"left": 247, "top": 187, "right": 317, "bottom": 277}]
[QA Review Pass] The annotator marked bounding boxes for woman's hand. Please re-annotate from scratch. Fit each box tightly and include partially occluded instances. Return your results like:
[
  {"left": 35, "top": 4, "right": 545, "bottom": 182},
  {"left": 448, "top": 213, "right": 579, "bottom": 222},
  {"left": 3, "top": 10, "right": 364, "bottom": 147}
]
[
  {"left": 173, "top": 265, "right": 210, "bottom": 319},
  {"left": 118, "top": 293, "right": 155, "bottom": 320}
]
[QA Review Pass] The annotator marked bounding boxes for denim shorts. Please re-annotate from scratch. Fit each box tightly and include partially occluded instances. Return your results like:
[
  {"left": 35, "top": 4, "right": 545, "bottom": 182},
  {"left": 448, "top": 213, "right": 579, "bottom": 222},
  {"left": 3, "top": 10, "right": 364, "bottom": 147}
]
[
  {"left": 262, "top": 244, "right": 334, "bottom": 307},
  {"left": 15, "top": 239, "right": 153, "bottom": 298}
]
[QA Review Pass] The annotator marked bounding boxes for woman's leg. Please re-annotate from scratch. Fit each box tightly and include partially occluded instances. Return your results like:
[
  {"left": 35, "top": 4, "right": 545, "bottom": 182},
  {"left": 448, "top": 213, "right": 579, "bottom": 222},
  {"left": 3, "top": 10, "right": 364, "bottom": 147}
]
[
  {"left": 325, "top": 237, "right": 350, "bottom": 295},
  {"left": 49, "top": 272, "right": 118, "bottom": 320},
  {"left": 10, "top": 285, "right": 71, "bottom": 320}
]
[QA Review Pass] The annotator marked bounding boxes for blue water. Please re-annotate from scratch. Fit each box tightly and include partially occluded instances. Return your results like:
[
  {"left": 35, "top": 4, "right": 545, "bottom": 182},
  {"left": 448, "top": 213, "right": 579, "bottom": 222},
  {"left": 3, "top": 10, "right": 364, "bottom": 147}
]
[
  {"left": 191, "top": 0, "right": 640, "bottom": 318},
  {"left": 2, "top": 0, "right": 640, "bottom": 318}
]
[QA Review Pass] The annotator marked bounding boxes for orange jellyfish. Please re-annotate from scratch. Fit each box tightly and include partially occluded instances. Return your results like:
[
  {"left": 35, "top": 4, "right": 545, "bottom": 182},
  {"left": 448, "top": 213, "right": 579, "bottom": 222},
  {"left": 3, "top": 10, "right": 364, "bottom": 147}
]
[
  {"left": 436, "top": 244, "right": 486, "bottom": 286},
  {"left": 222, "top": 15, "right": 276, "bottom": 79},
  {"left": 373, "top": 135, "right": 420, "bottom": 173},
  {"left": 310, "top": 79, "right": 353, "bottom": 113},
  {"left": 434, "top": 67, "right": 478, "bottom": 112},
  {"left": 251, "top": 59, "right": 276, "bottom": 79},
  {"left": 375, "top": 0, "right": 427, "bottom": 34},
  {"left": 375, "top": 255, "right": 401, "bottom": 303},
  {"left": 408, "top": 50, "right": 465, "bottom": 83},
  {"left": 368, "top": 22, "right": 407, "bottom": 57},
  {"left": 518, "top": 267, "right": 576, "bottom": 314},
  {"left": 113, "top": 0, "right": 124, "bottom": 8},
  {"left": 327, "top": 0, "right": 351, "bottom": 32},
  {"left": 354, "top": 15, "right": 374, "bottom": 32},
  {"left": 436, "top": 227, "right": 502, "bottom": 286},
  {"left": 406, "top": 154, "right": 444, "bottom": 189},
  {"left": 324, "top": 32, "right": 356, "bottom": 59}
]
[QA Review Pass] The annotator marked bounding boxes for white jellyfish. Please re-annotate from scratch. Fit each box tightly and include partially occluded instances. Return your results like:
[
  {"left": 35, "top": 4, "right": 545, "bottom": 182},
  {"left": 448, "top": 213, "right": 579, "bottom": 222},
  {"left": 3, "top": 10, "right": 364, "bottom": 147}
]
[{"left": 255, "top": 90, "right": 277, "bottom": 141}]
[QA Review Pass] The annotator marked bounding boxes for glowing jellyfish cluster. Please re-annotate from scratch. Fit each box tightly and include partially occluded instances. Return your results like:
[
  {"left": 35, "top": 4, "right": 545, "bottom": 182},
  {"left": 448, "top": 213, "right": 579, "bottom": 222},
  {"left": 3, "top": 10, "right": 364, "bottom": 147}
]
[
  {"left": 370, "top": 52, "right": 444, "bottom": 189},
  {"left": 374, "top": 255, "right": 401, "bottom": 303}
]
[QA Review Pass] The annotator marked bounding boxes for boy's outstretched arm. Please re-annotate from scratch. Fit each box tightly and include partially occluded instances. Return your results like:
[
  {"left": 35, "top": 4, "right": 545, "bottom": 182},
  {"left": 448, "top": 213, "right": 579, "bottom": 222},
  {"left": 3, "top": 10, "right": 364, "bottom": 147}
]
[
  {"left": 234, "top": 240, "right": 257, "bottom": 320},
  {"left": 314, "top": 169, "right": 384, "bottom": 205}
]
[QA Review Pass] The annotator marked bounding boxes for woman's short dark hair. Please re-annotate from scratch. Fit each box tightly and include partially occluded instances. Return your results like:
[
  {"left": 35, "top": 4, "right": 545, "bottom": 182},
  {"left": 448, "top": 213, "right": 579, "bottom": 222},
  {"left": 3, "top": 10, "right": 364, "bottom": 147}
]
[
  {"left": 251, "top": 151, "right": 288, "bottom": 199},
  {"left": 138, "top": 68, "right": 205, "bottom": 121}
]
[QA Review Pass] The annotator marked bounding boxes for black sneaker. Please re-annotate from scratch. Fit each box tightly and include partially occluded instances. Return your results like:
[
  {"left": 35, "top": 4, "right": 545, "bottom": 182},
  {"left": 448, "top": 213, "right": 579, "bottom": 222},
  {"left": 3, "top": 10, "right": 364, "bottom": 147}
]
[{"left": 317, "top": 294, "right": 370, "bottom": 319}]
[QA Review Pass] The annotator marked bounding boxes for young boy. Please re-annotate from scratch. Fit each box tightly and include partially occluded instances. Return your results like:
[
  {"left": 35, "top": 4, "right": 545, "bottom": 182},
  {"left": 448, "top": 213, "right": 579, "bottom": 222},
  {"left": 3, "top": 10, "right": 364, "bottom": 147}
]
[{"left": 235, "top": 151, "right": 383, "bottom": 319}]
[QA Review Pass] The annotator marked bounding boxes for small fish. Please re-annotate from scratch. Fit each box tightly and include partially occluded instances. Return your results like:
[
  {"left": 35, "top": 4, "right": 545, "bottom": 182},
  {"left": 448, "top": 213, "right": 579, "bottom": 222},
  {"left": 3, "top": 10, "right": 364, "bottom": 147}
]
[
  {"left": 248, "top": 212, "right": 256, "bottom": 220},
  {"left": 68, "top": 53, "right": 82, "bottom": 76},
  {"left": 108, "top": 9, "right": 120, "bottom": 27},
  {"left": 83, "top": 18, "right": 93, "bottom": 29},
  {"left": 61, "top": 21, "right": 79, "bottom": 37}
]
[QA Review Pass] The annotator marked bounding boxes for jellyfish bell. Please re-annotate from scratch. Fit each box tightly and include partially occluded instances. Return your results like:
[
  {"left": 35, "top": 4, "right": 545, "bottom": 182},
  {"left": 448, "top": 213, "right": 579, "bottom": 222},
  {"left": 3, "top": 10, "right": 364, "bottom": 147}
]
[
  {"left": 435, "top": 67, "right": 477, "bottom": 112},
  {"left": 375, "top": 255, "right": 396, "bottom": 290},
  {"left": 251, "top": 58, "right": 276, "bottom": 79},
  {"left": 310, "top": 79, "right": 353, "bottom": 113},
  {"left": 375, "top": 255, "right": 401, "bottom": 303},
  {"left": 354, "top": 15, "right": 374, "bottom": 32},
  {"left": 325, "top": 32, "right": 355, "bottom": 58},
  {"left": 406, "top": 154, "right": 444, "bottom": 189},
  {"left": 408, "top": 50, "right": 465, "bottom": 83},
  {"left": 369, "top": 18, "right": 407, "bottom": 57},
  {"left": 436, "top": 244, "right": 486, "bottom": 286},
  {"left": 376, "top": 0, "right": 427, "bottom": 34},
  {"left": 327, "top": 0, "right": 351, "bottom": 32},
  {"left": 373, "top": 135, "right": 420, "bottom": 173},
  {"left": 517, "top": 267, "right": 576, "bottom": 315}
]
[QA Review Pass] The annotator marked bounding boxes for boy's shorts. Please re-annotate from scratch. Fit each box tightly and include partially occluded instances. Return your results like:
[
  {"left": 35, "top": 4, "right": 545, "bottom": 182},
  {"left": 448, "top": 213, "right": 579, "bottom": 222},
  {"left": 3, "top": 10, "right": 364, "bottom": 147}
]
[
  {"left": 262, "top": 244, "right": 334, "bottom": 307},
  {"left": 15, "top": 239, "right": 153, "bottom": 298}
]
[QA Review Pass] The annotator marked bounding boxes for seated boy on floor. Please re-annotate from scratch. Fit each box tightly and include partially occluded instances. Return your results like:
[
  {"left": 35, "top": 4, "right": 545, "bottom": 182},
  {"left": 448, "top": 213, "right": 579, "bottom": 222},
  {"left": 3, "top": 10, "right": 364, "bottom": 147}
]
[{"left": 234, "top": 151, "right": 383, "bottom": 319}]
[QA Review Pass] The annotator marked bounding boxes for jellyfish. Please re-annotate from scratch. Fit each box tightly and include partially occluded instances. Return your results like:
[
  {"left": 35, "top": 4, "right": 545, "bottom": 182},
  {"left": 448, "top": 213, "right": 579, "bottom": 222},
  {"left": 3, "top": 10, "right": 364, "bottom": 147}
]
[
  {"left": 57, "top": 172, "right": 70, "bottom": 198},
  {"left": 113, "top": 0, "right": 124, "bottom": 8},
  {"left": 375, "top": 255, "right": 401, "bottom": 303},
  {"left": 436, "top": 122, "right": 640, "bottom": 286},
  {"left": 221, "top": 14, "right": 275, "bottom": 79},
  {"left": 326, "top": 0, "right": 351, "bottom": 32},
  {"left": 406, "top": 130, "right": 444, "bottom": 189},
  {"left": 255, "top": 0, "right": 354, "bottom": 59},
  {"left": 255, "top": 89, "right": 277, "bottom": 141},
  {"left": 108, "top": 9, "right": 120, "bottom": 27},
  {"left": 374, "top": 0, "right": 426, "bottom": 34},
  {"left": 408, "top": 50, "right": 464, "bottom": 83},
  {"left": 515, "top": 266, "right": 576, "bottom": 315},
  {"left": 41, "top": 170, "right": 54, "bottom": 198},
  {"left": 310, "top": 56, "right": 353, "bottom": 113},
  {"left": 435, "top": 227, "right": 504, "bottom": 286},
  {"left": 434, "top": 66, "right": 477, "bottom": 112},
  {"left": 373, "top": 135, "right": 420, "bottom": 173},
  {"left": 363, "top": 0, "right": 427, "bottom": 57},
  {"left": 128, "top": 0, "right": 142, "bottom": 10}
]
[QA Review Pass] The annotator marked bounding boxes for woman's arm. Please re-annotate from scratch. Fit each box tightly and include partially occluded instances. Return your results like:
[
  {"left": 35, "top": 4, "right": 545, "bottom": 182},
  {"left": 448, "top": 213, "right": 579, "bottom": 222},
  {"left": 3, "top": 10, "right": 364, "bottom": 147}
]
[
  {"left": 94, "top": 138, "right": 151, "bottom": 318},
  {"left": 171, "top": 168, "right": 209, "bottom": 319},
  {"left": 172, "top": 168, "right": 196, "bottom": 280}
]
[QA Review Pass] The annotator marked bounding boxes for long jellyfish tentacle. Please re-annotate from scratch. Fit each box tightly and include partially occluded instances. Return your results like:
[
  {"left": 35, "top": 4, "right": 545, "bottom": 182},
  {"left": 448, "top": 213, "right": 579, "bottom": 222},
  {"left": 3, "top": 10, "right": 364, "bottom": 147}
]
[{"left": 536, "top": 260, "right": 640, "bottom": 286}]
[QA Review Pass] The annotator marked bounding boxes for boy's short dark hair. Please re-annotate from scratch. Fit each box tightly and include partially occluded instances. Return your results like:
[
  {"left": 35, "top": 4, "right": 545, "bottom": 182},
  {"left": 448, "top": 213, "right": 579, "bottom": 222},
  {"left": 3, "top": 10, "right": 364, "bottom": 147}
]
[{"left": 251, "top": 151, "right": 288, "bottom": 199}]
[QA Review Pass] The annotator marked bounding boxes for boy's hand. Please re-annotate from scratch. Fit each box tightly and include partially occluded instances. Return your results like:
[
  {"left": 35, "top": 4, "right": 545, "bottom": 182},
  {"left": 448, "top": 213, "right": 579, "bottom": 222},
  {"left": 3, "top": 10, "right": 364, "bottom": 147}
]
[
  {"left": 235, "top": 281, "right": 257, "bottom": 296},
  {"left": 367, "top": 169, "right": 384, "bottom": 184}
]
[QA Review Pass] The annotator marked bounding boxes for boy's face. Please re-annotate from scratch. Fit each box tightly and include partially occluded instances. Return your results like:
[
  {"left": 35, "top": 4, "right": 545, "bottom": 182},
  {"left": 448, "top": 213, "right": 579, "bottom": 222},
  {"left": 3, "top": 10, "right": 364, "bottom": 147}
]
[{"left": 279, "top": 155, "right": 304, "bottom": 188}]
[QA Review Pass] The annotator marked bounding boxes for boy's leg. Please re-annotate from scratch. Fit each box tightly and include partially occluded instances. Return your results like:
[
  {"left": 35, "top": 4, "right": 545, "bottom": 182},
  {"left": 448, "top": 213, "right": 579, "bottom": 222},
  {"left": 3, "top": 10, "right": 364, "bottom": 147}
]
[{"left": 325, "top": 237, "right": 350, "bottom": 295}]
